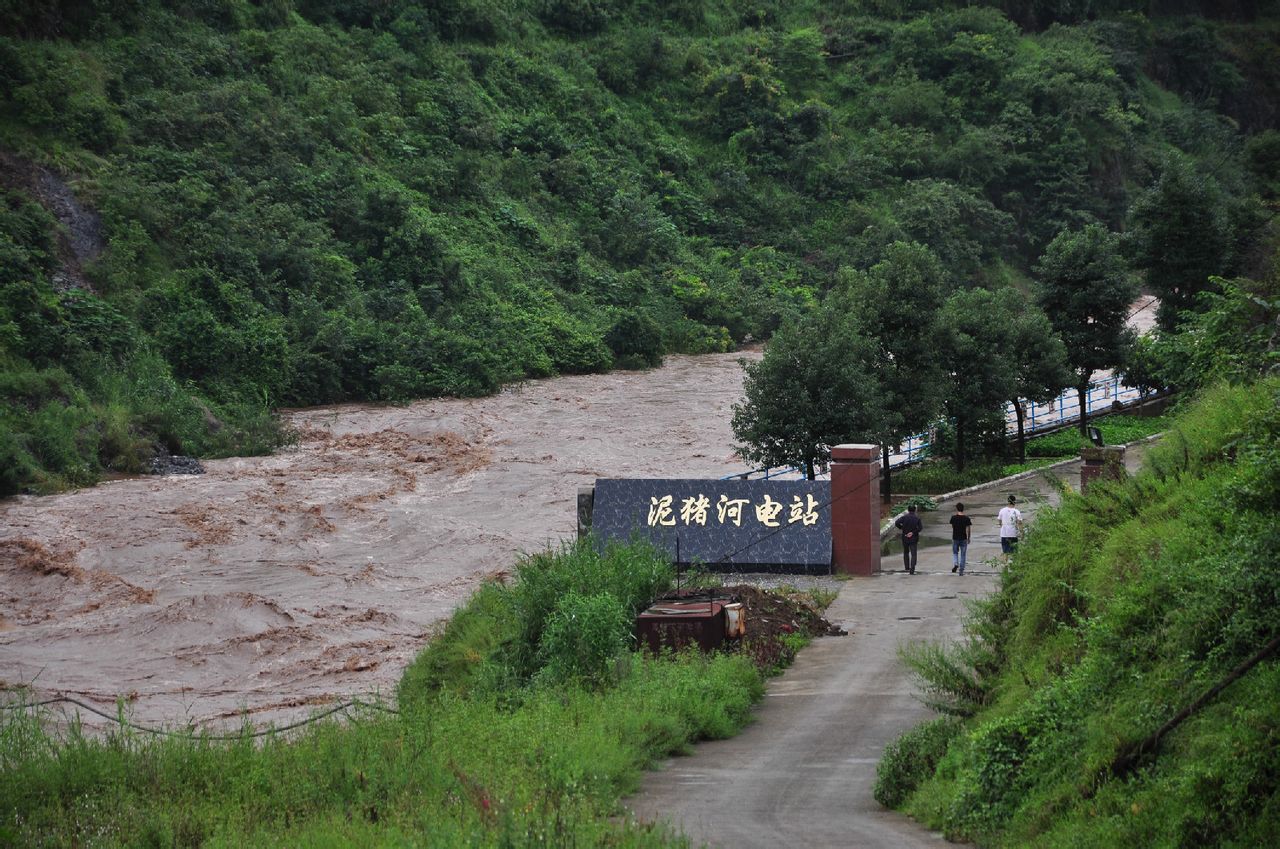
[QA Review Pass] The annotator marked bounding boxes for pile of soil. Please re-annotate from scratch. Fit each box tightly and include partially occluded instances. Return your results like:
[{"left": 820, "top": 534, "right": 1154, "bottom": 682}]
[
  {"left": 721, "top": 584, "right": 847, "bottom": 640},
  {"left": 658, "top": 585, "right": 846, "bottom": 643}
]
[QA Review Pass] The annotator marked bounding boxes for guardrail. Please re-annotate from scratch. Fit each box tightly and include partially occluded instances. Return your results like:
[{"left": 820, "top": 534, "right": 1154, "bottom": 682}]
[{"left": 725, "top": 374, "right": 1161, "bottom": 482}]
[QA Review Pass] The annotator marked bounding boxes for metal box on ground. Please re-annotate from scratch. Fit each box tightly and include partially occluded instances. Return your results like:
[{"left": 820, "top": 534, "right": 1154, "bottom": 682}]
[{"left": 636, "top": 593, "right": 744, "bottom": 654}]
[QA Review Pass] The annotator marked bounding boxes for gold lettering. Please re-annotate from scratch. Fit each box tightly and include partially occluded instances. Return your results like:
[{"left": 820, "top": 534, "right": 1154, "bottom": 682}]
[
  {"left": 647, "top": 495, "right": 676, "bottom": 527},
  {"left": 789, "top": 494, "right": 820, "bottom": 526},
  {"left": 679, "top": 494, "right": 711, "bottom": 526},
  {"left": 716, "top": 494, "right": 750, "bottom": 527},
  {"left": 754, "top": 494, "right": 783, "bottom": 528}
]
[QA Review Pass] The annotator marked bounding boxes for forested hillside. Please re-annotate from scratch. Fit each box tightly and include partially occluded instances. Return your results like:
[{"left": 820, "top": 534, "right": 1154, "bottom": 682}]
[{"left": 2, "top": 0, "right": 1277, "bottom": 493}]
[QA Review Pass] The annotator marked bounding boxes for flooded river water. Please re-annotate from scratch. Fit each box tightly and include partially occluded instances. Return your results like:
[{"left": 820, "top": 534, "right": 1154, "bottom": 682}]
[{"left": 0, "top": 351, "right": 761, "bottom": 729}]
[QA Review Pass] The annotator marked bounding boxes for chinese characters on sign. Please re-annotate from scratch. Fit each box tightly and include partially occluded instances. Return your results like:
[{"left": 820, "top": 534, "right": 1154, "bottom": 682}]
[
  {"left": 648, "top": 493, "right": 820, "bottom": 529},
  {"left": 591, "top": 479, "right": 832, "bottom": 571}
]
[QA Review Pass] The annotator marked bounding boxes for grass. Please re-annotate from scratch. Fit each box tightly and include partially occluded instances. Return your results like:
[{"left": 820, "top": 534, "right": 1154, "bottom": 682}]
[
  {"left": 0, "top": 539, "right": 785, "bottom": 847},
  {"left": 878, "top": 380, "right": 1280, "bottom": 847},
  {"left": 2, "top": 656, "right": 757, "bottom": 846},
  {"left": 893, "top": 414, "right": 1170, "bottom": 495},
  {"left": 895, "top": 456, "right": 1069, "bottom": 495},
  {"left": 1023, "top": 414, "right": 1169, "bottom": 458}
]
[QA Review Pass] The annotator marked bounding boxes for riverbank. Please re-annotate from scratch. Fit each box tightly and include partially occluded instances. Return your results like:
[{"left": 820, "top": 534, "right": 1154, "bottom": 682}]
[{"left": 0, "top": 351, "right": 759, "bottom": 729}]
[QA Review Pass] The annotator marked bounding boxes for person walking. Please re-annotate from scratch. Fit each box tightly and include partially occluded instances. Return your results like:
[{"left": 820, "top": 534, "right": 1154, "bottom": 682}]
[
  {"left": 949, "top": 502, "right": 972, "bottom": 575},
  {"left": 998, "top": 494, "right": 1023, "bottom": 556},
  {"left": 895, "top": 503, "right": 923, "bottom": 574}
]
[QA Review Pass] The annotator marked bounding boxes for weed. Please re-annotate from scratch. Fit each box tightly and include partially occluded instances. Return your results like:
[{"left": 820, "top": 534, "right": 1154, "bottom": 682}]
[{"left": 874, "top": 718, "right": 962, "bottom": 808}]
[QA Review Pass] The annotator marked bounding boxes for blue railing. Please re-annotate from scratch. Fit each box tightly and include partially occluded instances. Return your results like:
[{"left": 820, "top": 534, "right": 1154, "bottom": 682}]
[{"left": 726, "top": 374, "right": 1159, "bottom": 481}]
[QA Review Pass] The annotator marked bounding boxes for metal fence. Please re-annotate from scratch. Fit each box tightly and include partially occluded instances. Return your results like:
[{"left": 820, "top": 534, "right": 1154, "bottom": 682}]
[{"left": 724, "top": 373, "right": 1158, "bottom": 481}]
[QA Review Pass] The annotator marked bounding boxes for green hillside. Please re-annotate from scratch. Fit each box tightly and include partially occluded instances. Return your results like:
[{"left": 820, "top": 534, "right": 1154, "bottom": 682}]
[
  {"left": 2, "top": 0, "right": 1277, "bottom": 492},
  {"left": 877, "top": 374, "right": 1280, "bottom": 846}
]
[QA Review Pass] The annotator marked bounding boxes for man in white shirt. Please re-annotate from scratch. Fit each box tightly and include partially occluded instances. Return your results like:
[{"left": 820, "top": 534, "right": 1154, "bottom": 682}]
[{"left": 998, "top": 494, "right": 1023, "bottom": 555}]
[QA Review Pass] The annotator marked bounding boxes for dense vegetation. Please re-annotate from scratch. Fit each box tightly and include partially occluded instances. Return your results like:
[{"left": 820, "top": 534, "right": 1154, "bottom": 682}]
[
  {"left": 2, "top": 1, "right": 1277, "bottom": 493},
  {"left": 876, "top": 273, "right": 1280, "bottom": 845},
  {"left": 0, "top": 540, "right": 840, "bottom": 845}
]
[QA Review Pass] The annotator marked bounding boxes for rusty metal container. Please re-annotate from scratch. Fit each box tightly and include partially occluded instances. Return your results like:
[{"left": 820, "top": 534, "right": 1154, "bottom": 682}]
[
  {"left": 636, "top": 594, "right": 745, "bottom": 654},
  {"left": 636, "top": 600, "right": 727, "bottom": 654}
]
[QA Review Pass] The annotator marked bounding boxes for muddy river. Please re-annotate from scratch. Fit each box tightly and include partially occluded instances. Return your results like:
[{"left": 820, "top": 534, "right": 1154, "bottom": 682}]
[
  {"left": 0, "top": 351, "right": 762, "bottom": 729},
  {"left": 0, "top": 294, "right": 1159, "bottom": 731}
]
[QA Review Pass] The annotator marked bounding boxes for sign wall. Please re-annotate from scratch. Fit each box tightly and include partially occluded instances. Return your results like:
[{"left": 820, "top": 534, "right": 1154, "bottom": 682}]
[{"left": 590, "top": 478, "right": 832, "bottom": 571}]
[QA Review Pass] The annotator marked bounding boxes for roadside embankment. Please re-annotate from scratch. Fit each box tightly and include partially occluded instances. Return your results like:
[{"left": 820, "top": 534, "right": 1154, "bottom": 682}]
[{"left": 878, "top": 379, "right": 1280, "bottom": 847}]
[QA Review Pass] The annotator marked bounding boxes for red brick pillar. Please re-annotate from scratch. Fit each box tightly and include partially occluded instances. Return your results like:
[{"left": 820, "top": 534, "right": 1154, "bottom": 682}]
[{"left": 830, "top": 444, "right": 881, "bottom": 576}]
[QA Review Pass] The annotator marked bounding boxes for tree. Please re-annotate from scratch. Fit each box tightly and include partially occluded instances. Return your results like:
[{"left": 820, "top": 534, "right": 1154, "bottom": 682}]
[
  {"left": 1034, "top": 224, "right": 1137, "bottom": 435},
  {"left": 935, "top": 288, "right": 1018, "bottom": 471},
  {"left": 999, "top": 288, "right": 1072, "bottom": 462},
  {"left": 1128, "top": 160, "right": 1232, "bottom": 331},
  {"left": 731, "top": 293, "right": 883, "bottom": 480},
  {"left": 843, "top": 241, "right": 948, "bottom": 496},
  {"left": 1128, "top": 272, "right": 1280, "bottom": 394}
]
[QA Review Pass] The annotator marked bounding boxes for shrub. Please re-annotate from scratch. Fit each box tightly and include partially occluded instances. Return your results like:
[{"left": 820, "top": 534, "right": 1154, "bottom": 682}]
[
  {"left": 28, "top": 400, "right": 98, "bottom": 487},
  {"left": 544, "top": 316, "right": 612, "bottom": 374},
  {"left": 0, "top": 425, "right": 35, "bottom": 496},
  {"left": 535, "top": 591, "right": 633, "bottom": 687},
  {"left": 875, "top": 717, "right": 962, "bottom": 808},
  {"left": 373, "top": 363, "right": 423, "bottom": 404},
  {"left": 900, "top": 640, "right": 993, "bottom": 718},
  {"left": 400, "top": 540, "right": 674, "bottom": 700},
  {"left": 900, "top": 494, "right": 938, "bottom": 513},
  {"left": 603, "top": 310, "right": 664, "bottom": 369}
]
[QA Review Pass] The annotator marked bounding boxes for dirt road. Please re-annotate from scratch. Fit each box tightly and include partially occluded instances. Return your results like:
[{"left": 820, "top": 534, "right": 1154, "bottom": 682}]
[{"left": 0, "top": 351, "right": 760, "bottom": 728}]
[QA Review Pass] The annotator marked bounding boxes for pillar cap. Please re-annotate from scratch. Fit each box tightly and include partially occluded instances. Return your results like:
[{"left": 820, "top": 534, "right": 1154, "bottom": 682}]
[
  {"left": 1081, "top": 445, "right": 1126, "bottom": 463},
  {"left": 830, "top": 444, "right": 879, "bottom": 462}
]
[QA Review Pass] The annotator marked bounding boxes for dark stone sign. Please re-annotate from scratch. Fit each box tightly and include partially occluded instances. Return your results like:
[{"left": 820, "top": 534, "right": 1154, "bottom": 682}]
[{"left": 590, "top": 479, "right": 831, "bottom": 572}]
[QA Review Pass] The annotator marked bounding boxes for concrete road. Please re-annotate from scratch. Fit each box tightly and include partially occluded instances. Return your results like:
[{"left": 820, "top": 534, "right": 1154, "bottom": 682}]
[{"left": 625, "top": 459, "right": 1111, "bottom": 848}]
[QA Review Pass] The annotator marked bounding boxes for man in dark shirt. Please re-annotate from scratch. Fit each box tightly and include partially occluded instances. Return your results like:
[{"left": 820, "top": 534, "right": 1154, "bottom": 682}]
[
  {"left": 894, "top": 503, "right": 923, "bottom": 574},
  {"left": 949, "top": 502, "right": 973, "bottom": 575}
]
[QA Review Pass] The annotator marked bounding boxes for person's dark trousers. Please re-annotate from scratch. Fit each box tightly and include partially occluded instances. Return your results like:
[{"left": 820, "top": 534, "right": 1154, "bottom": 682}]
[{"left": 902, "top": 541, "right": 918, "bottom": 573}]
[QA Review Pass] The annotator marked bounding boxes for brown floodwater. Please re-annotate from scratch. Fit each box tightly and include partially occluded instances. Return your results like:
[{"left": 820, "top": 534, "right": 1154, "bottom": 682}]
[{"left": 0, "top": 351, "right": 761, "bottom": 730}]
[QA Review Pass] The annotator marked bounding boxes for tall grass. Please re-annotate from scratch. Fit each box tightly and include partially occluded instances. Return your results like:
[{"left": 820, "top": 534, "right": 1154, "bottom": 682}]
[
  {"left": 1, "top": 541, "right": 766, "bottom": 846},
  {"left": 877, "top": 380, "right": 1280, "bottom": 847}
]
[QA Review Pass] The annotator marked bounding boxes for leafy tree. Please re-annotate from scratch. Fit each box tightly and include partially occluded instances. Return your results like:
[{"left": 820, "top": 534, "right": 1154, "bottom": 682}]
[
  {"left": 731, "top": 293, "right": 883, "bottom": 481},
  {"left": 843, "top": 241, "right": 948, "bottom": 496},
  {"left": 892, "top": 179, "right": 1015, "bottom": 285},
  {"left": 999, "top": 288, "right": 1072, "bottom": 461},
  {"left": 0, "top": 0, "right": 1275, "bottom": 497},
  {"left": 1128, "top": 160, "right": 1233, "bottom": 330},
  {"left": 1034, "top": 223, "right": 1137, "bottom": 435},
  {"left": 1245, "top": 130, "right": 1280, "bottom": 198},
  {"left": 1129, "top": 272, "right": 1280, "bottom": 393},
  {"left": 935, "top": 288, "right": 1019, "bottom": 471}
]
